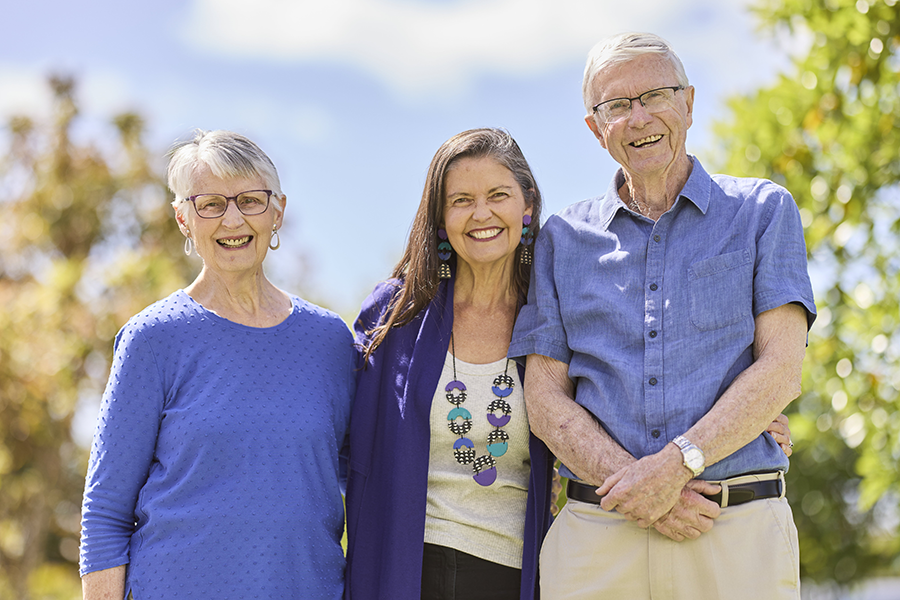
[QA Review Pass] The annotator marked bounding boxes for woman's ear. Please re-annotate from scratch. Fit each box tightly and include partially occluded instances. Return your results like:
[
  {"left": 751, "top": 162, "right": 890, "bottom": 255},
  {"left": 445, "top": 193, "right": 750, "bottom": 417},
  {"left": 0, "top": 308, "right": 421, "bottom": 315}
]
[
  {"left": 275, "top": 194, "right": 287, "bottom": 228},
  {"left": 175, "top": 207, "right": 190, "bottom": 235}
]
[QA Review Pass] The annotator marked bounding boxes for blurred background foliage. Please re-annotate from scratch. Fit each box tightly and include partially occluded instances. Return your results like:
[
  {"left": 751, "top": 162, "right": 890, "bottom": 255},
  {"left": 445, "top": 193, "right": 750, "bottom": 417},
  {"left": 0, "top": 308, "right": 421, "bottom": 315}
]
[
  {"left": 0, "top": 77, "right": 194, "bottom": 598},
  {"left": 0, "top": 0, "right": 898, "bottom": 598},
  {"left": 712, "top": 0, "right": 900, "bottom": 586}
]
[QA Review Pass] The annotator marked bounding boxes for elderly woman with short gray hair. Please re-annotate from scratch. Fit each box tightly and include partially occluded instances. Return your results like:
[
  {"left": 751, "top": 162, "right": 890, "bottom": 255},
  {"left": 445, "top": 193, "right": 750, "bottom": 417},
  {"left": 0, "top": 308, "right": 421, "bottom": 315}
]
[{"left": 79, "top": 130, "right": 354, "bottom": 599}]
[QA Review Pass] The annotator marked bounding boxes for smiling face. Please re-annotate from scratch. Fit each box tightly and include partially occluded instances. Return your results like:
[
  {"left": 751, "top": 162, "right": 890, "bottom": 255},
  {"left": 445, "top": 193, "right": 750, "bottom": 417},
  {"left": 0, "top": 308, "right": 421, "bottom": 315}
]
[
  {"left": 585, "top": 53, "right": 694, "bottom": 182},
  {"left": 177, "top": 164, "right": 284, "bottom": 278},
  {"left": 442, "top": 156, "right": 532, "bottom": 273}
]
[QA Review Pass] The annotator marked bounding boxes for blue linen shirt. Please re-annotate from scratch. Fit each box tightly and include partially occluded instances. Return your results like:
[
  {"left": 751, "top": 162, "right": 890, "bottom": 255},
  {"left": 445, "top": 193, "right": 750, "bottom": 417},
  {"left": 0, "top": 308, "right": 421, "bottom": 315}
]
[{"left": 509, "top": 159, "right": 816, "bottom": 481}]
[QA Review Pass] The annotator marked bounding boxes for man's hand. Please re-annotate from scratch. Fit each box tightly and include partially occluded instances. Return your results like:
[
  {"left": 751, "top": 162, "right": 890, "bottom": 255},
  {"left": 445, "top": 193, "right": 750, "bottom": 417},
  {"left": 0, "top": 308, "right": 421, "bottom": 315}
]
[
  {"left": 596, "top": 444, "right": 692, "bottom": 526},
  {"left": 652, "top": 480, "right": 721, "bottom": 541}
]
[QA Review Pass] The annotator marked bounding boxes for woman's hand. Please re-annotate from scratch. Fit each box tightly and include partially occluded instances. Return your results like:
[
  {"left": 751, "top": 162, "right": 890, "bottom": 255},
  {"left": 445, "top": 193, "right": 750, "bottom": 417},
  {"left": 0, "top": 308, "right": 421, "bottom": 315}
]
[{"left": 766, "top": 413, "right": 794, "bottom": 457}]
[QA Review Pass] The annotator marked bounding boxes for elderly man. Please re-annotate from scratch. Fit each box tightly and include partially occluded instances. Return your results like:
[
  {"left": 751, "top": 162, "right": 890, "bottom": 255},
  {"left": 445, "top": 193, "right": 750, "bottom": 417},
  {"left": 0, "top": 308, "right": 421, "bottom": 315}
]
[{"left": 509, "top": 33, "right": 816, "bottom": 599}]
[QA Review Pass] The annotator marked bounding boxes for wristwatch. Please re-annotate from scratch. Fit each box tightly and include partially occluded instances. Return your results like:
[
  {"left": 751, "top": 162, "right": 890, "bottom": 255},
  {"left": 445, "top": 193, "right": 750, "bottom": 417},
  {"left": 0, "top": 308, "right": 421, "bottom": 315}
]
[{"left": 672, "top": 435, "right": 705, "bottom": 477}]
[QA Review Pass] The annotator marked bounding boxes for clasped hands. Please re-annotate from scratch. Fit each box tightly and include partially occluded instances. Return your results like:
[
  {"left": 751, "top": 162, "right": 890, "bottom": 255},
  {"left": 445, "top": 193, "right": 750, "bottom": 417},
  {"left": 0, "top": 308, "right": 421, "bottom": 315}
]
[{"left": 594, "top": 447, "right": 721, "bottom": 542}]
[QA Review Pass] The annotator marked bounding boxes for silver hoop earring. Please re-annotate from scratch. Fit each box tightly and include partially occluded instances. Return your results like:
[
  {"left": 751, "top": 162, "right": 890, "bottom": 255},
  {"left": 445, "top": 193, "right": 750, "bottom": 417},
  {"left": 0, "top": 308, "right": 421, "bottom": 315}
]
[
  {"left": 184, "top": 231, "right": 193, "bottom": 256},
  {"left": 269, "top": 226, "right": 281, "bottom": 250}
]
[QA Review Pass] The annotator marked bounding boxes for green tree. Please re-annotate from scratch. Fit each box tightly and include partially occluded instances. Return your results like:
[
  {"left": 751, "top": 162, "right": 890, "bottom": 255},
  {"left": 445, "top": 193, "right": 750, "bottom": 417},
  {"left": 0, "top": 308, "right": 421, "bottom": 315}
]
[
  {"left": 0, "top": 77, "right": 193, "bottom": 599},
  {"left": 711, "top": 0, "right": 900, "bottom": 584}
]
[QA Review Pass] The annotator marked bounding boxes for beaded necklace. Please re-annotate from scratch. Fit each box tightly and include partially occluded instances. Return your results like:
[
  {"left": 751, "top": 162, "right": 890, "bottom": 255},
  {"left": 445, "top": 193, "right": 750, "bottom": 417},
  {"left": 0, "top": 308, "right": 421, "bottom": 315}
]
[{"left": 445, "top": 333, "right": 514, "bottom": 487}]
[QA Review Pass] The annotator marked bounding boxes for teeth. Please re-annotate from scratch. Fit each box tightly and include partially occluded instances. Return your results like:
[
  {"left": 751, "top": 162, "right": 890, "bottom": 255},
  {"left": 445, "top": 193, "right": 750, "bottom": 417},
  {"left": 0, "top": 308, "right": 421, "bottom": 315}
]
[
  {"left": 469, "top": 228, "right": 502, "bottom": 239},
  {"left": 218, "top": 236, "right": 251, "bottom": 247},
  {"left": 633, "top": 134, "right": 662, "bottom": 147}
]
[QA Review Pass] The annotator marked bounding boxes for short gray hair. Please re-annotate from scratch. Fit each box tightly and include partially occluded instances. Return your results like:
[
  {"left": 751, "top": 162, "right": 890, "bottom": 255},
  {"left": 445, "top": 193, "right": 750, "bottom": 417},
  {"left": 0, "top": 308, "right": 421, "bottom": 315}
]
[
  {"left": 167, "top": 129, "right": 284, "bottom": 219},
  {"left": 582, "top": 32, "right": 689, "bottom": 114}
]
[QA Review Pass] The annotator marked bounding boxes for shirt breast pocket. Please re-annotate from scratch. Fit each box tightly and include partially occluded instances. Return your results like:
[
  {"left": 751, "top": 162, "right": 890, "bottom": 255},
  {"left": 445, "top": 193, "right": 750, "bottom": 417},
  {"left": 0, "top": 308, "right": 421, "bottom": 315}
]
[{"left": 688, "top": 249, "right": 753, "bottom": 331}]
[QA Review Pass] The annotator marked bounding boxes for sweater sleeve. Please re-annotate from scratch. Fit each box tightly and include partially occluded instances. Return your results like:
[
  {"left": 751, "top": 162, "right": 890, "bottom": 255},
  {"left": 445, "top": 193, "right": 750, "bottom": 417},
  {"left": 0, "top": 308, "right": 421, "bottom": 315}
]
[{"left": 79, "top": 322, "right": 166, "bottom": 576}]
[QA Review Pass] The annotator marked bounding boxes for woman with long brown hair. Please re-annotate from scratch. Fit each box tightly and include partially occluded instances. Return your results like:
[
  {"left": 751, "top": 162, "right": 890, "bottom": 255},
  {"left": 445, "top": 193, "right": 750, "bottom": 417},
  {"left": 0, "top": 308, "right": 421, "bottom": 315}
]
[{"left": 346, "top": 128, "right": 551, "bottom": 600}]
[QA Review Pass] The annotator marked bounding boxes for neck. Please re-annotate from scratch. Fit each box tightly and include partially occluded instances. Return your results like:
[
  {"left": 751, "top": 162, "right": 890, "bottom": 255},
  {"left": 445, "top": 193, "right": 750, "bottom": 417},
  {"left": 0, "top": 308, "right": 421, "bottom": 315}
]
[
  {"left": 185, "top": 267, "right": 288, "bottom": 326},
  {"left": 622, "top": 154, "right": 693, "bottom": 220},
  {"left": 452, "top": 257, "right": 518, "bottom": 312},
  {"left": 450, "top": 258, "right": 519, "bottom": 364}
]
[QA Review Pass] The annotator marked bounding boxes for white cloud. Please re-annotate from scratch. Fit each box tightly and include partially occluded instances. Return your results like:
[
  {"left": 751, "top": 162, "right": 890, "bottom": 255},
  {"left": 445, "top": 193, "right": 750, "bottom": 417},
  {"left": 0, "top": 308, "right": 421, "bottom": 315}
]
[
  {"left": 78, "top": 70, "right": 140, "bottom": 120},
  {"left": 181, "top": 0, "right": 743, "bottom": 96},
  {"left": 0, "top": 64, "right": 138, "bottom": 136},
  {"left": 0, "top": 66, "right": 54, "bottom": 120}
]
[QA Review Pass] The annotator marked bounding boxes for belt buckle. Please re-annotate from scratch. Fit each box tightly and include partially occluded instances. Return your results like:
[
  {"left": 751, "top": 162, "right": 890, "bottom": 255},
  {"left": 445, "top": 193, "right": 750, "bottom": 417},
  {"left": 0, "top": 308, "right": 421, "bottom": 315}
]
[{"left": 717, "top": 471, "right": 785, "bottom": 508}]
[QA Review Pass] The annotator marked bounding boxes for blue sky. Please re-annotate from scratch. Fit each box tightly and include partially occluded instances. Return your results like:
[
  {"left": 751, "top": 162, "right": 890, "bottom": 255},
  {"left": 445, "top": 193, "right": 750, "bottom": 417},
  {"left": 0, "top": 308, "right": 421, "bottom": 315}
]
[{"left": 2, "top": 0, "right": 794, "bottom": 318}]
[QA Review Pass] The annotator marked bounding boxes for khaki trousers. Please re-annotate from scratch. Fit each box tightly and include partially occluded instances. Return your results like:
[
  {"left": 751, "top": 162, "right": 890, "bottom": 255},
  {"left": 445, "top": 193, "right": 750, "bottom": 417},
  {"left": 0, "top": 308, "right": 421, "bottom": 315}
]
[{"left": 539, "top": 496, "right": 800, "bottom": 600}]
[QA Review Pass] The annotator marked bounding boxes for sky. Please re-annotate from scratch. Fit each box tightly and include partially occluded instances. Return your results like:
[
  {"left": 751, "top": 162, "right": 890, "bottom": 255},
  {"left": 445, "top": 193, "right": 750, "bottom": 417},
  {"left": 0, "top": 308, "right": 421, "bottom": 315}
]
[{"left": 1, "top": 0, "right": 796, "bottom": 318}]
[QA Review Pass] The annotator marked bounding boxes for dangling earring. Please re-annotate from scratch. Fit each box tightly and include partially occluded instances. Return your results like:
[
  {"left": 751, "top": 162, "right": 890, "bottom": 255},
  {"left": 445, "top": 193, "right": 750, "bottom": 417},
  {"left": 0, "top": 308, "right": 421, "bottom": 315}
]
[
  {"left": 269, "top": 225, "right": 280, "bottom": 250},
  {"left": 437, "top": 229, "right": 452, "bottom": 279},
  {"left": 520, "top": 215, "right": 534, "bottom": 265},
  {"left": 183, "top": 230, "right": 193, "bottom": 256}
]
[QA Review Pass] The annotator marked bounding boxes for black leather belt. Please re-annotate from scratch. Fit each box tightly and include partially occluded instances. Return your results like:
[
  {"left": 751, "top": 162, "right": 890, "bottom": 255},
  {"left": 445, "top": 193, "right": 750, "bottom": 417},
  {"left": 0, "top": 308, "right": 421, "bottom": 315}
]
[{"left": 566, "top": 473, "right": 784, "bottom": 509}]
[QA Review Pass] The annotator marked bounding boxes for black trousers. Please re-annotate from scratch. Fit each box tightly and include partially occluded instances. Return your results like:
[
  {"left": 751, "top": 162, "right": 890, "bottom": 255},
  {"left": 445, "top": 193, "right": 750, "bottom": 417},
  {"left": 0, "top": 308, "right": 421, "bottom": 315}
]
[{"left": 420, "top": 543, "right": 521, "bottom": 600}]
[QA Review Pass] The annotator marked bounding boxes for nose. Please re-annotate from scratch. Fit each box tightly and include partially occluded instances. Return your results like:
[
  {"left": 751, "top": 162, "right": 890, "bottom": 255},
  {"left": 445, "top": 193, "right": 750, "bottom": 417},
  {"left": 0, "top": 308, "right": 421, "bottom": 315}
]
[
  {"left": 472, "top": 199, "right": 493, "bottom": 221},
  {"left": 628, "top": 100, "right": 653, "bottom": 126},
  {"left": 220, "top": 199, "right": 246, "bottom": 227}
]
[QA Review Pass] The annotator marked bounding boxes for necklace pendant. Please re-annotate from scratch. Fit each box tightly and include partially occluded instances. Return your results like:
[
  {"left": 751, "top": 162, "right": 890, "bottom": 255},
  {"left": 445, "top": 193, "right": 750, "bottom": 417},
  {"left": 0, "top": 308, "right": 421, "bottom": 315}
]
[
  {"left": 473, "top": 467, "right": 498, "bottom": 487},
  {"left": 491, "top": 373, "right": 515, "bottom": 398},
  {"left": 453, "top": 438, "right": 476, "bottom": 464},
  {"left": 486, "top": 429, "right": 510, "bottom": 457},
  {"left": 486, "top": 398, "right": 512, "bottom": 428},
  {"left": 447, "top": 406, "right": 473, "bottom": 436},
  {"left": 445, "top": 380, "right": 467, "bottom": 405},
  {"left": 472, "top": 454, "right": 498, "bottom": 487},
  {"left": 486, "top": 441, "right": 508, "bottom": 457}
]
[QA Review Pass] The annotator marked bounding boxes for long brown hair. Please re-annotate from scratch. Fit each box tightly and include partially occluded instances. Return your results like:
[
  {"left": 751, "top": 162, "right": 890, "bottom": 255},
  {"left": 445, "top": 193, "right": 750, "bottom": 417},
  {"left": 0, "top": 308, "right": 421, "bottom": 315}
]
[{"left": 363, "top": 128, "right": 543, "bottom": 362}]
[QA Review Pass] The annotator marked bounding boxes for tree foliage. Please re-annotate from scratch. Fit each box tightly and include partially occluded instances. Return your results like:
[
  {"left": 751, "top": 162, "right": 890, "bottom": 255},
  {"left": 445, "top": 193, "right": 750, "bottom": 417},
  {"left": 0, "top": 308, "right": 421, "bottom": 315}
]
[
  {"left": 0, "top": 77, "right": 193, "bottom": 599},
  {"left": 712, "top": 0, "right": 900, "bottom": 584}
]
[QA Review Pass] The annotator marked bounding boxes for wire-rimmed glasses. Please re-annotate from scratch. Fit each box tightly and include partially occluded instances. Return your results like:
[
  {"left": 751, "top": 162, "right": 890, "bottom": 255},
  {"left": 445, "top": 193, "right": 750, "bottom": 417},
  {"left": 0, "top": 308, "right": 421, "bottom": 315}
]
[
  {"left": 185, "top": 190, "right": 273, "bottom": 219},
  {"left": 592, "top": 86, "right": 684, "bottom": 123}
]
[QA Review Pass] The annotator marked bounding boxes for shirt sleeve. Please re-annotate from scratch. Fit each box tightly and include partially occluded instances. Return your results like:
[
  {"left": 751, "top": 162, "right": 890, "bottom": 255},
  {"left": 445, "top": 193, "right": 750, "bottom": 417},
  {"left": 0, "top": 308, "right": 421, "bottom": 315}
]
[
  {"left": 79, "top": 323, "right": 166, "bottom": 576},
  {"left": 509, "top": 215, "right": 574, "bottom": 366},
  {"left": 752, "top": 185, "right": 817, "bottom": 328}
]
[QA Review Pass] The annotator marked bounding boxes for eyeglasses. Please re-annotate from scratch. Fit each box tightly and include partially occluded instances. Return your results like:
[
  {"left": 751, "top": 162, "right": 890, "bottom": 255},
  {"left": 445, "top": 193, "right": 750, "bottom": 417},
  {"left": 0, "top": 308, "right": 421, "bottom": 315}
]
[
  {"left": 185, "top": 190, "right": 273, "bottom": 219},
  {"left": 592, "top": 86, "right": 684, "bottom": 123}
]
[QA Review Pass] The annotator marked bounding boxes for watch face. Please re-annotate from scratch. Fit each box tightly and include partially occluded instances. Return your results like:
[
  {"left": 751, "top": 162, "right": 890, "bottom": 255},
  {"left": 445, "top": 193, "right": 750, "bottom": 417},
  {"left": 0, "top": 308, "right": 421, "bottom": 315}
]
[{"left": 685, "top": 448, "right": 704, "bottom": 470}]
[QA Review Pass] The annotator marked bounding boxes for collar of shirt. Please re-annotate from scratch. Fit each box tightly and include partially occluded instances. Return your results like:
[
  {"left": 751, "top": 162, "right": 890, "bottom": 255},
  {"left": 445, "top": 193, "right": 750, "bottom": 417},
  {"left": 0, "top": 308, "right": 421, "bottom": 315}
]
[{"left": 597, "top": 156, "right": 711, "bottom": 227}]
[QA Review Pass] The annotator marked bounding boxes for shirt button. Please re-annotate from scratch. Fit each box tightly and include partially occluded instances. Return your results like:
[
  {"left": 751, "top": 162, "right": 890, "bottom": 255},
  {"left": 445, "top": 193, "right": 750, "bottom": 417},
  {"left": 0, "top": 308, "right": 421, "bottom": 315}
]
[
  {"left": 650, "top": 283, "right": 658, "bottom": 291},
  {"left": 651, "top": 429, "right": 661, "bottom": 438},
  {"left": 653, "top": 234, "right": 661, "bottom": 242},
  {"left": 649, "top": 330, "right": 658, "bottom": 338},
  {"left": 649, "top": 377, "right": 658, "bottom": 386}
]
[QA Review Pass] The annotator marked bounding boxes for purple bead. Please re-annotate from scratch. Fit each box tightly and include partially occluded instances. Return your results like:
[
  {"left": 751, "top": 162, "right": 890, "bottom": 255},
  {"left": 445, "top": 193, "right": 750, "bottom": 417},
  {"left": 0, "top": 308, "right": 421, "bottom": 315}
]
[
  {"left": 474, "top": 467, "right": 497, "bottom": 487},
  {"left": 487, "top": 413, "right": 511, "bottom": 428},
  {"left": 453, "top": 437, "right": 474, "bottom": 450},
  {"left": 445, "top": 380, "right": 467, "bottom": 392}
]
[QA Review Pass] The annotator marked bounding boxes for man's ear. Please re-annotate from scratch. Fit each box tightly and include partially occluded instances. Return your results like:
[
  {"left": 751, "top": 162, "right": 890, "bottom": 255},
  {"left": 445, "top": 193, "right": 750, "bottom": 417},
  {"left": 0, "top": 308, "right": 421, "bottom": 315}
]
[{"left": 585, "top": 114, "right": 607, "bottom": 149}]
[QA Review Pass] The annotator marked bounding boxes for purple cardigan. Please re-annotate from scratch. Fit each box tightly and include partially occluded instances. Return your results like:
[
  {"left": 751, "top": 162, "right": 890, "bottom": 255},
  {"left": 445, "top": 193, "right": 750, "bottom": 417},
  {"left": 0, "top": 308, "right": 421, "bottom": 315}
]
[{"left": 345, "top": 278, "right": 553, "bottom": 600}]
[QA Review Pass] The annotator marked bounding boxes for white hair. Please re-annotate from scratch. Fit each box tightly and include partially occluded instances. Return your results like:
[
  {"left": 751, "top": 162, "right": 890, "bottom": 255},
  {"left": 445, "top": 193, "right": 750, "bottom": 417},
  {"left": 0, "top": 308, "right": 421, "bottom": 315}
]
[
  {"left": 582, "top": 32, "right": 690, "bottom": 114},
  {"left": 167, "top": 129, "right": 284, "bottom": 220}
]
